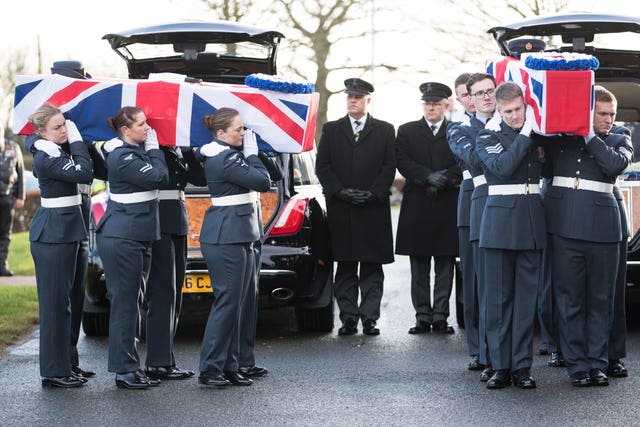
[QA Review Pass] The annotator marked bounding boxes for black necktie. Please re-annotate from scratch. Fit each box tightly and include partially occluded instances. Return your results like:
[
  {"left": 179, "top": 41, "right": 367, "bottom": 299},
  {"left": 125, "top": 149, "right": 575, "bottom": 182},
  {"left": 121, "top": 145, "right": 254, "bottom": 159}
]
[{"left": 430, "top": 124, "right": 437, "bottom": 135}]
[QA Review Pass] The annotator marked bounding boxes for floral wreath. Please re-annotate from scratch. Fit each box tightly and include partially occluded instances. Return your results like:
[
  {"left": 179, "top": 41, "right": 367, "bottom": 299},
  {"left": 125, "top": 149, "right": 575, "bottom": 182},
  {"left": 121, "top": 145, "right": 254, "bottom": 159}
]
[
  {"left": 523, "top": 52, "right": 599, "bottom": 71},
  {"left": 244, "top": 73, "right": 315, "bottom": 94}
]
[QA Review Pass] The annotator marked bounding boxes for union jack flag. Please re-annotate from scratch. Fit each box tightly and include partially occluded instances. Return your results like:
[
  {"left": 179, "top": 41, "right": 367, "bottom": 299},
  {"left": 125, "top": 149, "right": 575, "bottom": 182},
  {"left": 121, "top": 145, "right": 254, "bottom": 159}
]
[
  {"left": 13, "top": 74, "right": 319, "bottom": 153},
  {"left": 486, "top": 56, "right": 594, "bottom": 136}
]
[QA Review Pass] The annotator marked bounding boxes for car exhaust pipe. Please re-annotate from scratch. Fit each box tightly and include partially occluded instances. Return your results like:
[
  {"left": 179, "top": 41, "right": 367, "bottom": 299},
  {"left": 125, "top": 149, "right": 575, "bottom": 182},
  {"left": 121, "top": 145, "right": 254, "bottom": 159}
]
[{"left": 271, "top": 287, "right": 294, "bottom": 302}]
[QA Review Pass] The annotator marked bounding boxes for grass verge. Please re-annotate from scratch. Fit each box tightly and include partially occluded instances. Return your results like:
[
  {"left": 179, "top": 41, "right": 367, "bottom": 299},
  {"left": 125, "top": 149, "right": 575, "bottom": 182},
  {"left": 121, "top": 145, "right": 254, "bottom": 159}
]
[
  {"left": 0, "top": 285, "right": 39, "bottom": 356},
  {"left": 8, "top": 231, "right": 35, "bottom": 276}
]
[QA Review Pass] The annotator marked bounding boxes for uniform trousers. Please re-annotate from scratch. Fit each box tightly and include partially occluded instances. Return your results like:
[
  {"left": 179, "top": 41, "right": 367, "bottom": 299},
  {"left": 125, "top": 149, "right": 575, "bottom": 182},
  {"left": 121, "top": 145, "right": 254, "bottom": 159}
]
[
  {"left": 334, "top": 261, "right": 384, "bottom": 324},
  {"left": 98, "top": 235, "right": 152, "bottom": 373},
  {"left": 31, "top": 240, "right": 79, "bottom": 377},
  {"left": 537, "top": 245, "right": 558, "bottom": 353},
  {"left": 459, "top": 226, "right": 479, "bottom": 357},
  {"left": 472, "top": 242, "right": 490, "bottom": 367},
  {"left": 609, "top": 239, "right": 628, "bottom": 360},
  {"left": 550, "top": 234, "right": 617, "bottom": 375},
  {"left": 239, "top": 241, "right": 260, "bottom": 368},
  {"left": 145, "top": 232, "right": 186, "bottom": 367},
  {"left": 484, "top": 248, "right": 540, "bottom": 371},
  {"left": 410, "top": 255, "right": 454, "bottom": 324},
  {"left": 199, "top": 242, "right": 253, "bottom": 376}
]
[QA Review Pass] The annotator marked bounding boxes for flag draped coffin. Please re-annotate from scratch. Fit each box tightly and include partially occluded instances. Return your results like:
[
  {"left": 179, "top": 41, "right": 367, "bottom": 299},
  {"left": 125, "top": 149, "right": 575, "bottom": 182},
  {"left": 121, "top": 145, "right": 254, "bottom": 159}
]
[
  {"left": 486, "top": 54, "right": 595, "bottom": 136},
  {"left": 13, "top": 74, "right": 319, "bottom": 153}
]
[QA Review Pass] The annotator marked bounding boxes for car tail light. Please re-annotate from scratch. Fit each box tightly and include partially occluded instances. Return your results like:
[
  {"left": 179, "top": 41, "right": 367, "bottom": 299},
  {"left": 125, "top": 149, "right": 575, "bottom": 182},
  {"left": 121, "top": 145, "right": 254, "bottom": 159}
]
[
  {"left": 268, "top": 195, "right": 308, "bottom": 236},
  {"left": 91, "top": 195, "right": 108, "bottom": 225}
]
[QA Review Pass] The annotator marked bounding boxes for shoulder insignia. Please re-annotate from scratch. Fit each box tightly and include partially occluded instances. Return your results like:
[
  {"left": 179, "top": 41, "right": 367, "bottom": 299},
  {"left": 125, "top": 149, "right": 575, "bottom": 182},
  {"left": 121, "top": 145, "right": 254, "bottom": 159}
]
[
  {"left": 124, "top": 153, "right": 134, "bottom": 161},
  {"left": 484, "top": 143, "right": 504, "bottom": 154}
]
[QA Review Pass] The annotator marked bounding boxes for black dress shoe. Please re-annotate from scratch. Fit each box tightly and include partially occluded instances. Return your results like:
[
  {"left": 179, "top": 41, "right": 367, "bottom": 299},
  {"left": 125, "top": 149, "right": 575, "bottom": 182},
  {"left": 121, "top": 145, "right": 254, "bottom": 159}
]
[
  {"left": 607, "top": 359, "right": 628, "bottom": 378},
  {"left": 71, "top": 373, "right": 88, "bottom": 383},
  {"left": 480, "top": 367, "right": 494, "bottom": 382},
  {"left": 72, "top": 366, "right": 96, "bottom": 378},
  {"left": 432, "top": 320, "right": 454, "bottom": 334},
  {"left": 486, "top": 369, "right": 511, "bottom": 389},
  {"left": 338, "top": 319, "right": 357, "bottom": 336},
  {"left": 547, "top": 352, "right": 565, "bottom": 367},
  {"left": 115, "top": 371, "right": 155, "bottom": 389},
  {"left": 42, "top": 376, "right": 85, "bottom": 388},
  {"left": 224, "top": 371, "right": 253, "bottom": 386},
  {"left": 570, "top": 371, "right": 591, "bottom": 387},
  {"left": 468, "top": 355, "right": 484, "bottom": 371},
  {"left": 363, "top": 319, "right": 380, "bottom": 335},
  {"left": 589, "top": 368, "right": 609, "bottom": 386},
  {"left": 198, "top": 373, "right": 231, "bottom": 387},
  {"left": 239, "top": 365, "right": 268, "bottom": 377},
  {"left": 512, "top": 368, "right": 537, "bottom": 389},
  {"left": 146, "top": 366, "right": 194, "bottom": 380},
  {"left": 408, "top": 321, "right": 430, "bottom": 334}
]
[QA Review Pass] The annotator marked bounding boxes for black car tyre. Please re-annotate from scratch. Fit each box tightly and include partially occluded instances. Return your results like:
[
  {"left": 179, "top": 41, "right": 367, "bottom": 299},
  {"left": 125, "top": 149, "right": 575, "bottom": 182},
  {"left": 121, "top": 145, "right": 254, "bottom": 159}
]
[
  {"left": 296, "top": 300, "right": 335, "bottom": 333},
  {"left": 82, "top": 311, "right": 109, "bottom": 337}
]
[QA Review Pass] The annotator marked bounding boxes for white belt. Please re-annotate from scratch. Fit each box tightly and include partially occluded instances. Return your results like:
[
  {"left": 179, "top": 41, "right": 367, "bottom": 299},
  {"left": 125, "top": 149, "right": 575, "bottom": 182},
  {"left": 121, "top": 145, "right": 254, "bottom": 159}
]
[
  {"left": 473, "top": 175, "right": 487, "bottom": 187},
  {"left": 211, "top": 191, "right": 258, "bottom": 206},
  {"left": 158, "top": 190, "right": 185, "bottom": 201},
  {"left": 462, "top": 170, "right": 472, "bottom": 180},
  {"left": 77, "top": 184, "right": 91, "bottom": 195},
  {"left": 488, "top": 183, "right": 540, "bottom": 195},
  {"left": 110, "top": 190, "right": 159, "bottom": 204},
  {"left": 40, "top": 194, "right": 82, "bottom": 208},
  {"left": 552, "top": 176, "right": 613, "bottom": 193}
]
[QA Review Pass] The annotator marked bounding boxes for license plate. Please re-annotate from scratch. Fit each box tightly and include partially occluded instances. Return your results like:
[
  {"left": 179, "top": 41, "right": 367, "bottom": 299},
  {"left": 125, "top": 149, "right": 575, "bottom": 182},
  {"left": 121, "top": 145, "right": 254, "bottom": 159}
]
[{"left": 182, "top": 274, "right": 212, "bottom": 293}]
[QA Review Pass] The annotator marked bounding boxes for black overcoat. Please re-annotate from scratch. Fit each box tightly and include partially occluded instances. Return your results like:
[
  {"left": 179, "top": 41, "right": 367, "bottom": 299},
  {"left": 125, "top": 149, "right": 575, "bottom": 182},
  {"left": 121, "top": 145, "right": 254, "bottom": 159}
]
[
  {"left": 395, "top": 118, "right": 461, "bottom": 256},
  {"left": 315, "top": 114, "right": 396, "bottom": 264}
]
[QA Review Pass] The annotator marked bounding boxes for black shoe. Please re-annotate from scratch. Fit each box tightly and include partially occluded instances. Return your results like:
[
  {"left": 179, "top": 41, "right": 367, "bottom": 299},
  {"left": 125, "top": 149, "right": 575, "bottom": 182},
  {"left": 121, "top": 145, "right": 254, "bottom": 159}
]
[
  {"left": 538, "top": 346, "right": 549, "bottom": 356},
  {"left": 363, "top": 319, "right": 380, "bottom": 335},
  {"left": 72, "top": 366, "right": 96, "bottom": 378},
  {"left": 547, "top": 352, "right": 565, "bottom": 368},
  {"left": 512, "top": 368, "right": 537, "bottom": 389},
  {"left": 468, "top": 355, "right": 484, "bottom": 371},
  {"left": 486, "top": 369, "right": 511, "bottom": 389},
  {"left": 145, "top": 366, "right": 194, "bottom": 380},
  {"left": 338, "top": 319, "right": 357, "bottom": 336},
  {"left": 480, "top": 367, "right": 494, "bottom": 382},
  {"left": 71, "top": 373, "right": 88, "bottom": 383},
  {"left": 42, "top": 376, "right": 85, "bottom": 388},
  {"left": 239, "top": 365, "right": 268, "bottom": 377},
  {"left": 607, "top": 359, "right": 628, "bottom": 378},
  {"left": 0, "top": 268, "right": 13, "bottom": 277},
  {"left": 224, "top": 371, "right": 253, "bottom": 386},
  {"left": 115, "top": 371, "right": 155, "bottom": 389},
  {"left": 432, "top": 320, "right": 454, "bottom": 334},
  {"left": 198, "top": 373, "right": 231, "bottom": 387},
  {"left": 589, "top": 368, "right": 609, "bottom": 386},
  {"left": 408, "top": 321, "right": 430, "bottom": 334},
  {"left": 570, "top": 371, "right": 591, "bottom": 387}
]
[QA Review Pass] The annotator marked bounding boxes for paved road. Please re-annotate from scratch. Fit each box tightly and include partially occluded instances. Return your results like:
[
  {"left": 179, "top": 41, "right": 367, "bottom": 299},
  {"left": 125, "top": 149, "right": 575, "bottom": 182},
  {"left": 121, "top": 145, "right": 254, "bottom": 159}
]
[{"left": 3, "top": 210, "right": 640, "bottom": 426}]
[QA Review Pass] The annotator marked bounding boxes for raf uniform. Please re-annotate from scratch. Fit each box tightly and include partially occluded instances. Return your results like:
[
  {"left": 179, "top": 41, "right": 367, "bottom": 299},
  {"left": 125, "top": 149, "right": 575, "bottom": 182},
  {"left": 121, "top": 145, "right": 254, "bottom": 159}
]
[
  {"left": 396, "top": 82, "right": 461, "bottom": 334},
  {"left": 95, "top": 140, "right": 168, "bottom": 379},
  {"left": 476, "top": 117, "right": 546, "bottom": 389},
  {"left": 144, "top": 146, "right": 206, "bottom": 380},
  {"left": 0, "top": 138, "right": 25, "bottom": 276},
  {"left": 197, "top": 138, "right": 271, "bottom": 386},
  {"left": 30, "top": 135, "right": 93, "bottom": 385},
  {"left": 316, "top": 78, "right": 396, "bottom": 336},
  {"left": 543, "top": 130, "right": 632, "bottom": 386},
  {"left": 447, "top": 112, "right": 491, "bottom": 369}
]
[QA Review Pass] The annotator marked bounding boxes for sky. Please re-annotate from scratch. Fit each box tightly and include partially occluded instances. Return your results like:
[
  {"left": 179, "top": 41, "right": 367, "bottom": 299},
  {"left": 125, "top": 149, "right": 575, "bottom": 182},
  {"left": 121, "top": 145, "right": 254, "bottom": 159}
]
[{"left": 2, "top": 0, "right": 637, "bottom": 129}]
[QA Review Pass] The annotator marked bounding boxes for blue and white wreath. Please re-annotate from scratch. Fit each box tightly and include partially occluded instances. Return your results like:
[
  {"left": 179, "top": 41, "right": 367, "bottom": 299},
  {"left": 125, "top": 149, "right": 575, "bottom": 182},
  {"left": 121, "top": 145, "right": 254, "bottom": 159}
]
[
  {"left": 244, "top": 73, "right": 315, "bottom": 94},
  {"left": 523, "top": 52, "right": 599, "bottom": 71}
]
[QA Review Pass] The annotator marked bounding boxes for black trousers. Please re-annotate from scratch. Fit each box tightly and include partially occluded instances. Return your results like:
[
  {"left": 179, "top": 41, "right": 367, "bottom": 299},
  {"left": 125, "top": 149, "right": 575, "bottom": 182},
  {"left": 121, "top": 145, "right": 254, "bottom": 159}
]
[
  {"left": 334, "top": 261, "right": 384, "bottom": 324},
  {"left": 410, "top": 255, "right": 454, "bottom": 324}
]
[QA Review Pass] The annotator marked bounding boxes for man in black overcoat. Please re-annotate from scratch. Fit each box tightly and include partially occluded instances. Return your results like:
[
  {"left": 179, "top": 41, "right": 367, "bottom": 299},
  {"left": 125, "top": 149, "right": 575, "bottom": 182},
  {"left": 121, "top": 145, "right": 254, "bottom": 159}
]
[
  {"left": 395, "top": 82, "right": 462, "bottom": 334},
  {"left": 316, "top": 78, "right": 396, "bottom": 336}
]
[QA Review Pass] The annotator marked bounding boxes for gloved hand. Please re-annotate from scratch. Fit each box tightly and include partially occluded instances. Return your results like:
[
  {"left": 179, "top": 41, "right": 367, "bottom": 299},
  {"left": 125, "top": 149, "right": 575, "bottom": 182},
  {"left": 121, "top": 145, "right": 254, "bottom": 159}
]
[
  {"left": 103, "top": 137, "right": 124, "bottom": 153},
  {"left": 199, "top": 141, "right": 229, "bottom": 157},
  {"left": 584, "top": 127, "right": 597, "bottom": 144},
  {"left": 144, "top": 128, "right": 159, "bottom": 151},
  {"left": 426, "top": 170, "right": 448, "bottom": 189},
  {"left": 65, "top": 120, "right": 83, "bottom": 143},
  {"left": 335, "top": 188, "right": 362, "bottom": 205},
  {"left": 242, "top": 129, "right": 259, "bottom": 157},
  {"left": 352, "top": 190, "right": 377, "bottom": 205},
  {"left": 485, "top": 112, "right": 502, "bottom": 132},
  {"left": 520, "top": 105, "right": 534, "bottom": 137},
  {"left": 34, "top": 139, "right": 61, "bottom": 157}
]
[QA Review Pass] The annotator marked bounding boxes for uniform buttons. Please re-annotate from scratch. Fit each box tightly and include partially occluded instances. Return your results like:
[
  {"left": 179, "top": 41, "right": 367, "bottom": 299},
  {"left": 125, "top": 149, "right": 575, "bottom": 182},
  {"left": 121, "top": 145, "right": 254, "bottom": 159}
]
[
  {"left": 577, "top": 158, "right": 581, "bottom": 163},
  {"left": 576, "top": 171, "right": 581, "bottom": 175}
]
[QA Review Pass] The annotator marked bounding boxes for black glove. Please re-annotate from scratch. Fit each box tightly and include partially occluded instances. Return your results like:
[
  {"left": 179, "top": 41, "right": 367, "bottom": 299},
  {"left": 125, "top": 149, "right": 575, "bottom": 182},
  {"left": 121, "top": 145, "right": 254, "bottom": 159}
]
[
  {"left": 426, "top": 170, "right": 448, "bottom": 189},
  {"left": 352, "top": 190, "right": 377, "bottom": 205},
  {"left": 335, "top": 188, "right": 365, "bottom": 206}
]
